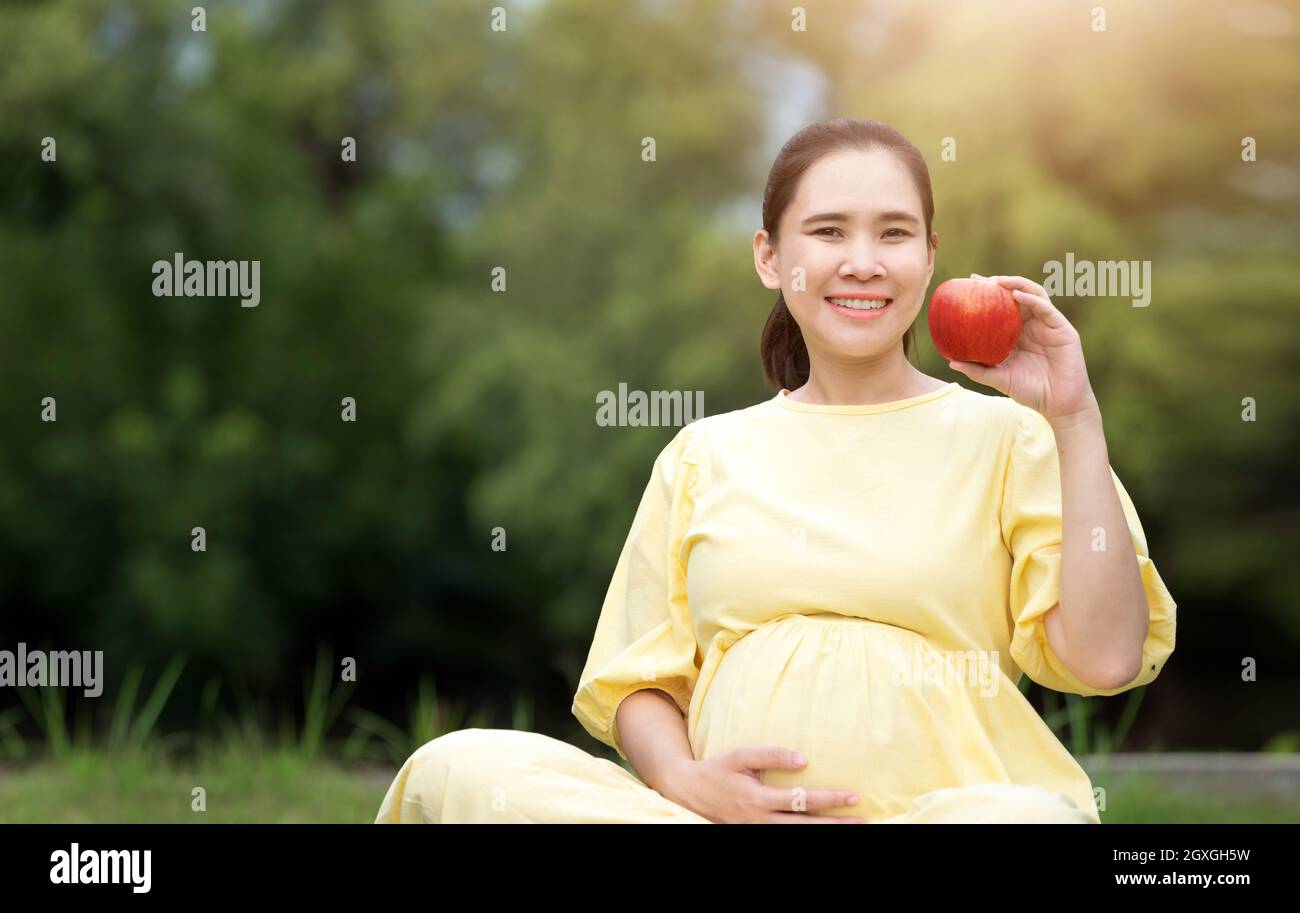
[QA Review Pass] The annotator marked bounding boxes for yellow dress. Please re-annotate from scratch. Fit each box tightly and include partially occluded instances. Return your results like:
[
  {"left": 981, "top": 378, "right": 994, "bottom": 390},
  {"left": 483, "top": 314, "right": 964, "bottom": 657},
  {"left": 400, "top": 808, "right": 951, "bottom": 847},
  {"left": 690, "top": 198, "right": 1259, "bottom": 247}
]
[{"left": 375, "top": 382, "right": 1177, "bottom": 824}]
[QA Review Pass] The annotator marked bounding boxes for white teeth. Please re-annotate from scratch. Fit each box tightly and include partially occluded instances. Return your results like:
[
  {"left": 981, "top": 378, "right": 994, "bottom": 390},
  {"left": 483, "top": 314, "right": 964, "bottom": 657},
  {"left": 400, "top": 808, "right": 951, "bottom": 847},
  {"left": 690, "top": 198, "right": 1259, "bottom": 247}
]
[{"left": 828, "top": 297, "right": 889, "bottom": 310}]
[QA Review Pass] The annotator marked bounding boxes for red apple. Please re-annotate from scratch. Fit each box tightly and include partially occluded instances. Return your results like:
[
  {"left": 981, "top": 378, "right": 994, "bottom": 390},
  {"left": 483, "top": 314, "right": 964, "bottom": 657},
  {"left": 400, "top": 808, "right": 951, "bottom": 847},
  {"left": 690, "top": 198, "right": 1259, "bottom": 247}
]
[{"left": 927, "top": 278, "right": 1022, "bottom": 366}]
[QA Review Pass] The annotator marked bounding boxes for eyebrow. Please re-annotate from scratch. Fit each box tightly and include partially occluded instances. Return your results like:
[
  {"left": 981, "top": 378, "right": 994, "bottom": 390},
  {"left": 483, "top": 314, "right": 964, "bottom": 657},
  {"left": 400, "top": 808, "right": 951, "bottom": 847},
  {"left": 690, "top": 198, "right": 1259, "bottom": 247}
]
[{"left": 801, "top": 210, "right": 921, "bottom": 227}]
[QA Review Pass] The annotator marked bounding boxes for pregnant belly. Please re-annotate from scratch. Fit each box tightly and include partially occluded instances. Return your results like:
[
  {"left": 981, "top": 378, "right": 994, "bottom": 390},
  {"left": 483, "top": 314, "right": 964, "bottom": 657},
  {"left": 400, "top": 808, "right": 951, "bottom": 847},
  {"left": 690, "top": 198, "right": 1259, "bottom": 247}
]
[{"left": 691, "top": 613, "right": 1011, "bottom": 821}]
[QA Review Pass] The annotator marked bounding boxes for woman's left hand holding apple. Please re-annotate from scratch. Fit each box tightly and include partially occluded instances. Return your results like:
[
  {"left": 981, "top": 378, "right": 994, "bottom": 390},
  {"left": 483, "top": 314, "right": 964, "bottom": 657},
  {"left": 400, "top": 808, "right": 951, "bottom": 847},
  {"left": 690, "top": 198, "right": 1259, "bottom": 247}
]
[{"left": 947, "top": 274, "right": 1099, "bottom": 426}]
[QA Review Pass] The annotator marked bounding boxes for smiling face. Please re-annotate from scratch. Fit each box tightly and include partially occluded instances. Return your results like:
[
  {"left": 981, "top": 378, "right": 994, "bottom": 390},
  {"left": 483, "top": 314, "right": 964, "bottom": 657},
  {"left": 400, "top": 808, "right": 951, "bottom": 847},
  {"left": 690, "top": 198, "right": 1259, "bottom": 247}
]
[{"left": 754, "top": 146, "right": 937, "bottom": 362}]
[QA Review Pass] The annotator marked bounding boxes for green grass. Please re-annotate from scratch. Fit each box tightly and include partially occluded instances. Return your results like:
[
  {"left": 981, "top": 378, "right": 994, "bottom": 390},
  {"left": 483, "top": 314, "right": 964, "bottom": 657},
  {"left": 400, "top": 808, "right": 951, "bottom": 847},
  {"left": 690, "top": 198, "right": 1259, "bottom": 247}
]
[
  {"left": 0, "top": 751, "right": 388, "bottom": 823},
  {"left": 0, "top": 647, "right": 519, "bottom": 768},
  {"left": 0, "top": 647, "right": 517, "bottom": 823},
  {"left": 1097, "top": 774, "right": 1300, "bottom": 823}
]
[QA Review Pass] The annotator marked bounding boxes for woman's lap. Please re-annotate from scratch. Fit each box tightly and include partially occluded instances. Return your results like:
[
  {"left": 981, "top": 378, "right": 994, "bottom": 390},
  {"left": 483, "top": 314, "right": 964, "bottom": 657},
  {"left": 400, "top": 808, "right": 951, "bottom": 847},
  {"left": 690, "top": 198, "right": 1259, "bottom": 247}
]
[
  {"left": 374, "top": 728, "right": 1095, "bottom": 824},
  {"left": 881, "top": 781, "right": 1098, "bottom": 824},
  {"left": 374, "top": 728, "right": 710, "bottom": 823}
]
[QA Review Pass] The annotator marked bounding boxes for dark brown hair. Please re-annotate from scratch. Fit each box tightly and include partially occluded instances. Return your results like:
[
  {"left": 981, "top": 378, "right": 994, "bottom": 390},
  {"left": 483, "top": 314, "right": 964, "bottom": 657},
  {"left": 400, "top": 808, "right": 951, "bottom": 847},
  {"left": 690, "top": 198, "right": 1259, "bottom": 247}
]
[{"left": 759, "top": 117, "right": 936, "bottom": 391}]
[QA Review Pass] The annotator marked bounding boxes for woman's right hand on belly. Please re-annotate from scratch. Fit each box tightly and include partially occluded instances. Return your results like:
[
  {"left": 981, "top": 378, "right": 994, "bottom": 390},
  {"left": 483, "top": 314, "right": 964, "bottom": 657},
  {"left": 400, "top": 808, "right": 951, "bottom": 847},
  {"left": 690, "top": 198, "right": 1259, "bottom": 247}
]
[{"left": 662, "top": 746, "right": 868, "bottom": 824}]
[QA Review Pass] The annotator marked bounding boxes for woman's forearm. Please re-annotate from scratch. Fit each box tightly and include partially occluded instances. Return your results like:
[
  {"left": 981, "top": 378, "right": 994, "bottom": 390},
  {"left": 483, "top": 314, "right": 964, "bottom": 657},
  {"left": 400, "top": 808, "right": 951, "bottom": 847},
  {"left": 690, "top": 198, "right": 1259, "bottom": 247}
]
[
  {"left": 615, "top": 689, "right": 696, "bottom": 800},
  {"left": 1050, "top": 400, "right": 1150, "bottom": 688}
]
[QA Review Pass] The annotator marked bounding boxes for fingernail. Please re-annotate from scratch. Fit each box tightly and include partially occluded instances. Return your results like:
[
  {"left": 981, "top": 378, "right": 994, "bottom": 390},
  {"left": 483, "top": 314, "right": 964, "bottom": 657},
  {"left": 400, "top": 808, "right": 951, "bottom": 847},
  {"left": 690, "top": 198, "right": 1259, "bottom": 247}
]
[
  {"left": 793, "top": 752, "right": 806, "bottom": 765},
  {"left": 848, "top": 794, "right": 859, "bottom": 804}
]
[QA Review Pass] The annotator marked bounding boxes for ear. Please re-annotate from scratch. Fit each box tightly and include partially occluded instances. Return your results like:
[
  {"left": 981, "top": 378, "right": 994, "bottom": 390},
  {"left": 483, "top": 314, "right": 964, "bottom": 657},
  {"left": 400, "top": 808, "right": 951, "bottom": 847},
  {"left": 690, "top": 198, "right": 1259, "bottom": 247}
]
[{"left": 753, "top": 229, "right": 782, "bottom": 290}]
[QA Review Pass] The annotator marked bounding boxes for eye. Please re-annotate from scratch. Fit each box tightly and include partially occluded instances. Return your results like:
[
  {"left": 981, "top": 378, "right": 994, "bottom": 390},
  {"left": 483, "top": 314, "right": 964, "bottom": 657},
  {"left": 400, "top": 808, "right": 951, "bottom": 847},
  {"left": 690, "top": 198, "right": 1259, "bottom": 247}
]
[
  {"left": 815, "top": 227, "right": 842, "bottom": 237},
  {"left": 884, "top": 228, "right": 910, "bottom": 238}
]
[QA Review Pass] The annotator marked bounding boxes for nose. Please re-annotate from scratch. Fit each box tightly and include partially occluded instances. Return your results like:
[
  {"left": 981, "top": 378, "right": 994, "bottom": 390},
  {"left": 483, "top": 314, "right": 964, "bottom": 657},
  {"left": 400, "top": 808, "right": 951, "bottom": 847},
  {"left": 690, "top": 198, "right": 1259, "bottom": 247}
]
[{"left": 839, "top": 235, "right": 886, "bottom": 281}]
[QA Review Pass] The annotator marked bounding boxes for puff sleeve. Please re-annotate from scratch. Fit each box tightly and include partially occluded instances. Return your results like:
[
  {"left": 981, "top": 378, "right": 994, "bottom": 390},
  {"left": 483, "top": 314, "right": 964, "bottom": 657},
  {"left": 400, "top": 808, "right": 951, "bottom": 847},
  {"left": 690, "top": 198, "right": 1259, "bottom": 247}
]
[
  {"left": 1001, "top": 404, "right": 1177, "bottom": 696},
  {"left": 571, "top": 424, "right": 703, "bottom": 762}
]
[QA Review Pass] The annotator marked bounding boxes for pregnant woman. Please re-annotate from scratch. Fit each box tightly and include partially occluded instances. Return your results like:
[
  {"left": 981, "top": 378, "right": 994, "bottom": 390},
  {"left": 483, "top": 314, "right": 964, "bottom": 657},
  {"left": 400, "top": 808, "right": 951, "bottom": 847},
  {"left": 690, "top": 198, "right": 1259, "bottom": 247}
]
[{"left": 374, "top": 117, "right": 1176, "bottom": 824}]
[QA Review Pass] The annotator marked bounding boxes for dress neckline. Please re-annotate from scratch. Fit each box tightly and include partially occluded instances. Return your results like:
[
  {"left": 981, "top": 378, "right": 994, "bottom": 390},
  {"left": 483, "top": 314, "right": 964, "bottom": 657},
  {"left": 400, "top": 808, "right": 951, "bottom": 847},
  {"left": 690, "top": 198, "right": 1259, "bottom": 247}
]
[{"left": 773, "top": 382, "right": 959, "bottom": 415}]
